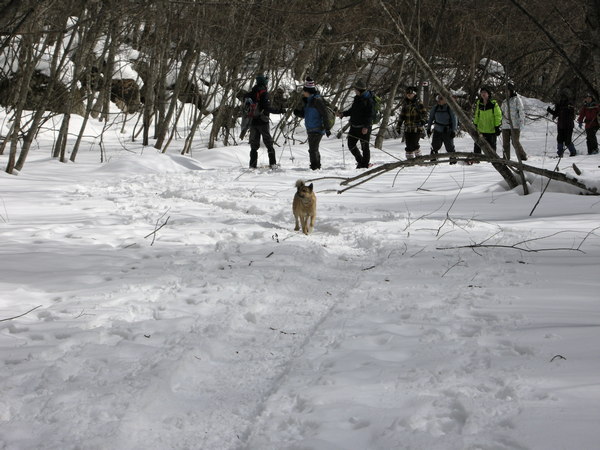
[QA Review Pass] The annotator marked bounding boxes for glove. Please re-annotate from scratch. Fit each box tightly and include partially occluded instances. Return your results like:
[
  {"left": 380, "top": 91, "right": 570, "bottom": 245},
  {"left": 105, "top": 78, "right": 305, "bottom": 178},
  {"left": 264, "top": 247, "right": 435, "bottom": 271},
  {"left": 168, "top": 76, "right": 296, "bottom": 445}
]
[
  {"left": 495, "top": 126, "right": 501, "bottom": 136},
  {"left": 578, "top": 122, "right": 583, "bottom": 129},
  {"left": 450, "top": 131, "right": 456, "bottom": 139},
  {"left": 426, "top": 129, "right": 432, "bottom": 138},
  {"left": 325, "top": 130, "right": 331, "bottom": 137}
]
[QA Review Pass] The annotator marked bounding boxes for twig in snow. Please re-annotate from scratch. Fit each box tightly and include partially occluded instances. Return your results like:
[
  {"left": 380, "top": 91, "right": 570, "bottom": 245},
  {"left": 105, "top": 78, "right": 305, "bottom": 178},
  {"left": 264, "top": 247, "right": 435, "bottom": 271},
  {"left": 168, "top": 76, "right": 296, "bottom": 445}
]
[
  {"left": 144, "top": 211, "right": 171, "bottom": 246},
  {"left": 441, "top": 257, "right": 466, "bottom": 277},
  {"left": 550, "top": 354, "right": 566, "bottom": 362},
  {"left": 0, "top": 305, "right": 42, "bottom": 322}
]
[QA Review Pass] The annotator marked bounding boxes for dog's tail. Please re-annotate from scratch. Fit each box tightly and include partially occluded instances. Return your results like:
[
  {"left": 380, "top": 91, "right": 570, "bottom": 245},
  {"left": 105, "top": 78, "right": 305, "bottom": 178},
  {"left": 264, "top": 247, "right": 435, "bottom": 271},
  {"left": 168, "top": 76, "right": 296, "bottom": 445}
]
[{"left": 295, "top": 179, "right": 305, "bottom": 189}]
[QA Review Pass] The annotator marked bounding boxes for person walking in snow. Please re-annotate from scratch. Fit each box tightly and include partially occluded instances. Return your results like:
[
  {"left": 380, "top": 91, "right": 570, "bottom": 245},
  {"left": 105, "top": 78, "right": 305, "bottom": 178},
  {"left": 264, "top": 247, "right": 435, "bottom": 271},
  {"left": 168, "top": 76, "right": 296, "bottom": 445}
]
[
  {"left": 244, "top": 73, "right": 284, "bottom": 169},
  {"left": 293, "top": 77, "right": 332, "bottom": 170},
  {"left": 500, "top": 82, "right": 528, "bottom": 161},
  {"left": 426, "top": 94, "right": 457, "bottom": 164},
  {"left": 337, "top": 78, "right": 374, "bottom": 168},
  {"left": 472, "top": 86, "right": 502, "bottom": 160},
  {"left": 577, "top": 93, "right": 599, "bottom": 155},
  {"left": 547, "top": 88, "right": 577, "bottom": 157},
  {"left": 397, "top": 86, "right": 428, "bottom": 159}
]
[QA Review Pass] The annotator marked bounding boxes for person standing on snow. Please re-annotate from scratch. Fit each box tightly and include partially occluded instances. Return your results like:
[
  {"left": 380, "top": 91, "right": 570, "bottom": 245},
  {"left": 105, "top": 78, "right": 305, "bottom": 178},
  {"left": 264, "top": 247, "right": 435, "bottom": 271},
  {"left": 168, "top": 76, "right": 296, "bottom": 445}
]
[
  {"left": 293, "top": 77, "right": 331, "bottom": 170},
  {"left": 547, "top": 88, "right": 577, "bottom": 157},
  {"left": 397, "top": 86, "right": 428, "bottom": 159},
  {"left": 426, "top": 93, "right": 457, "bottom": 164},
  {"left": 577, "top": 93, "right": 599, "bottom": 155},
  {"left": 244, "top": 73, "right": 284, "bottom": 169},
  {"left": 472, "top": 86, "right": 502, "bottom": 161},
  {"left": 337, "top": 78, "right": 373, "bottom": 169},
  {"left": 500, "top": 82, "right": 528, "bottom": 161}
]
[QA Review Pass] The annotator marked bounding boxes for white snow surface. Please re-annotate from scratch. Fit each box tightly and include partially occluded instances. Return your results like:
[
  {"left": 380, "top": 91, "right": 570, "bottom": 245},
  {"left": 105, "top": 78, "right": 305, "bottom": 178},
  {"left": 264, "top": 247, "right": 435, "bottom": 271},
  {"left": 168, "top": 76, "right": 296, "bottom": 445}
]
[{"left": 1, "top": 106, "right": 600, "bottom": 450}]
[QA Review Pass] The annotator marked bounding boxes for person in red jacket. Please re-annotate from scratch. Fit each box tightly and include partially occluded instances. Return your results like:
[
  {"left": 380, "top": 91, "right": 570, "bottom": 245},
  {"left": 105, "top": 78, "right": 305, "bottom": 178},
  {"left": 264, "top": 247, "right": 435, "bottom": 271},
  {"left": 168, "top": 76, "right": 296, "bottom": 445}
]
[{"left": 577, "top": 93, "right": 599, "bottom": 155}]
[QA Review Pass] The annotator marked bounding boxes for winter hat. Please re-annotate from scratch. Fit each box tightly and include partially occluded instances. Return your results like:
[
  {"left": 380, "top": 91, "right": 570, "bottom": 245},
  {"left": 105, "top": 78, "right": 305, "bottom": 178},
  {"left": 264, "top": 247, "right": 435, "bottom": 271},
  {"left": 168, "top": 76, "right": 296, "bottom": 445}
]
[
  {"left": 303, "top": 77, "right": 317, "bottom": 94},
  {"left": 405, "top": 86, "right": 418, "bottom": 95},
  {"left": 352, "top": 78, "right": 367, "bottom": 91},
  {"left": 480, "top": 86, "right": 492, "bottom": 96},
  {"left": 507, "top": 81, "right": 515, "bottom": 92},
  {"left": 256, "top": 73, "right": 268, "bottom": 86}
]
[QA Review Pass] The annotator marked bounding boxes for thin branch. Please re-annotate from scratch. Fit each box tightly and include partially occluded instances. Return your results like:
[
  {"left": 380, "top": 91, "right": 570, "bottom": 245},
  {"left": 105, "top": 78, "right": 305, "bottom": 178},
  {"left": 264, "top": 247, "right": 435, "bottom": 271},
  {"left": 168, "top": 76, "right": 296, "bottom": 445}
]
[{"left": 0, "top": 305, "right": 42, "bottom": 322}]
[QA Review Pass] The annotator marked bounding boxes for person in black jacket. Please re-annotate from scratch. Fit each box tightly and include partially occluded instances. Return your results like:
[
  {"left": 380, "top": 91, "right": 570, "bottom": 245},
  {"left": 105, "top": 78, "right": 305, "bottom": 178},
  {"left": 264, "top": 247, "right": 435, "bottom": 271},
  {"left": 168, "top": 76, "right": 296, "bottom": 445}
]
[
  {"left": 293, "top": 77, "right": 331, "bottom": 170},
  {"left": 338, "top": 78, "right": 373, "bottom": 168},
  {"left": 245, "top": 74, "right": 283, "bottom": 169},
  {"left": 547, "top": 88, "right": 577, "bottom": 157}
]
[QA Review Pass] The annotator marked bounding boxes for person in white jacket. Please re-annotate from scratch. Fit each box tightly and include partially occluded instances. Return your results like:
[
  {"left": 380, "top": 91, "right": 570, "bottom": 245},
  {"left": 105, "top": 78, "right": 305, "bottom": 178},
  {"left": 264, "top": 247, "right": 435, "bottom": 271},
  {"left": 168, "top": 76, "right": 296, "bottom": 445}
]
[{"left": 500, "top": 83, "right": 528, "bottom": 161}]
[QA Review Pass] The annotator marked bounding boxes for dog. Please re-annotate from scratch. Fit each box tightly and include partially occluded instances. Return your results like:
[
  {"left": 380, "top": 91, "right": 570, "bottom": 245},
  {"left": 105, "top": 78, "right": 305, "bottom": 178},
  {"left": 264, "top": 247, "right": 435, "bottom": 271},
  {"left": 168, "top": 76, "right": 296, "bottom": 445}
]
[{"left": 293, "top": 179, "right": 317, "bottom": 234}]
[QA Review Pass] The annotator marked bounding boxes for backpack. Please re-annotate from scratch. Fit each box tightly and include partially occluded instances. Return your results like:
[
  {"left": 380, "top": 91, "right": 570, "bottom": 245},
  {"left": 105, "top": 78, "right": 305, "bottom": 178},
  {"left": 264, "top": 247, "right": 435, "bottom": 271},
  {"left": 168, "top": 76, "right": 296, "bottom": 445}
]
[
  {"left": 433, "top": 104, "right": 452, "bottom": 125},
  {"left": 243, "top": 89, "right": 266, "bottom": 119},
  {"left": 320, "top": 97, "right": 336, "bottom": 130},
  {"left": 369, "top": 91, "right": 383, "bottom": 124}
]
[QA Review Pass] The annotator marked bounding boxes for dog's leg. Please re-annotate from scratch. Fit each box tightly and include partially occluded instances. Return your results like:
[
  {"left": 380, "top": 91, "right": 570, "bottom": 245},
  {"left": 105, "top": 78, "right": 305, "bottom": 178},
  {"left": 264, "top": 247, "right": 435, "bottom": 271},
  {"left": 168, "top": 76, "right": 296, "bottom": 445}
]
[
  {"left": 294, "top": 214, "right": 300, "bottom": 231},
  {"left": 309, "top": 215, "right": 315, "bottom": 233},
  {"left": 301, "top": 215, "right": 308, "bottom": 235}
]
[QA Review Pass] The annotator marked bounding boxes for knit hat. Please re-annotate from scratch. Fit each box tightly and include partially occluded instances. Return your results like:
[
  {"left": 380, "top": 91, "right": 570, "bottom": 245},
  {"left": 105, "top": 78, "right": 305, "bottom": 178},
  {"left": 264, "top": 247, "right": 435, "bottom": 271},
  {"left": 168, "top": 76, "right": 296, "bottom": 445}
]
[
  {"left": 480, "top": 86, "right": 492, "bottom": 96},
  {"left": 303, "top": 77, "right": 317, "bottom": 94},
  {"left": 256, "top": 73, "right": 268, "bottom": 86},
  {"left": 352, "top": 78, "right": 367, "bottom": 91}
]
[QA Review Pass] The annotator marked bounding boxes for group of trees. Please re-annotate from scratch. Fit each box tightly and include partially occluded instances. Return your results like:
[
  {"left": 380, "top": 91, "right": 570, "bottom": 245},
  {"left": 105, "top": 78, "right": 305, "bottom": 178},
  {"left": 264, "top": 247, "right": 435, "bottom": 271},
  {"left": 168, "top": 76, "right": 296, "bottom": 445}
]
[{"left": 0, "top": 0, "right": 598, "bottom": 180}]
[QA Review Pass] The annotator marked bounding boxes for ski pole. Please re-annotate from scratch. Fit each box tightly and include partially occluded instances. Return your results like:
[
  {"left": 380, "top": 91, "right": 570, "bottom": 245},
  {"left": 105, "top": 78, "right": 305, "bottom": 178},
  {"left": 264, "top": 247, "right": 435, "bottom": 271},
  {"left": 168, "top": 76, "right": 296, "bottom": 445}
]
[{"left": 339, "top": 117, "right": 346, "bottom": 167}]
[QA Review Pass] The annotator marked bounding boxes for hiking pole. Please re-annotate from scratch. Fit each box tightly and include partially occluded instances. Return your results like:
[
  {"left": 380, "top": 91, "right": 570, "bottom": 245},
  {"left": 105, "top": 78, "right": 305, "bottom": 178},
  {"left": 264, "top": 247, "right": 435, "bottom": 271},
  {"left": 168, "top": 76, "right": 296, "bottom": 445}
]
[
  {"left": 286, "top": 120, "right": 295, "bottom": 163},
  {"left": 544, "top": 115, "right": 549, "bottom": 156},
  {"left": 339, "top": 117, "right": 346, "bottom": 167}
]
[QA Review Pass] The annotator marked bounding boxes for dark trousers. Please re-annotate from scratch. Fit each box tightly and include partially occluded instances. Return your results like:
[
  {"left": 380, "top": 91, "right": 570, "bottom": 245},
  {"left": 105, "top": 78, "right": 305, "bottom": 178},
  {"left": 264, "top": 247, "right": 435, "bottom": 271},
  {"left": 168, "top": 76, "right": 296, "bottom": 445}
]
[
  {"left": 473, "top": 133, "right": 496, "bottom": 154},
  {"left": 405, "top": 132, "right": 421, "bottom": 153},
  {"left": 307, "top": 133, "right": 323, "bottom": 169},
  {"left": 431, "top": 130, "right": 455, "bottom": 154},
  {"left": 556, "top": 128, "right": 576, "bottom": 156},
  {"left": 585, "top": 127, "right": 599, "bottom": 154},
  {"left": 348, "top": 126, "right": 371, "bottom": 167},
  {"left": 249, "top": 123, "right": 276, "bottom": 167}
]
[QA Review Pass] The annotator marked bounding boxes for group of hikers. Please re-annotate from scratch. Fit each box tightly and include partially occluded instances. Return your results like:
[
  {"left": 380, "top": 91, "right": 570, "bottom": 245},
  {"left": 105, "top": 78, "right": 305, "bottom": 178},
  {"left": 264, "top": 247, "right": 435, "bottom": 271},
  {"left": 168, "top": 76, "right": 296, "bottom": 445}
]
[{"left": 242, "top": 73, "right": 600, "bottom": 170}]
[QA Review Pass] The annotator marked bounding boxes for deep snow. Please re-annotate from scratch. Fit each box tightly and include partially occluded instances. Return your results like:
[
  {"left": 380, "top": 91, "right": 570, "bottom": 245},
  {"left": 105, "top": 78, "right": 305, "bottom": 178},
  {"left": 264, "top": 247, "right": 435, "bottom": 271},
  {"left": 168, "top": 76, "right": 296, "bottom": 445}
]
[{"left": 1, "top": 104, "right": 600, "bottom": 450}]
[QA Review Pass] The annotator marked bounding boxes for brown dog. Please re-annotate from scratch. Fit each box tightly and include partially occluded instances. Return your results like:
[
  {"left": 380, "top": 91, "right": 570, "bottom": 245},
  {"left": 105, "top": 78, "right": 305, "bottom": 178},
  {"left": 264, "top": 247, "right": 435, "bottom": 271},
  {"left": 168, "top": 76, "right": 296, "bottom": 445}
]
[{"left": 293, "top": 179, "right": 317, "bottom": 234}]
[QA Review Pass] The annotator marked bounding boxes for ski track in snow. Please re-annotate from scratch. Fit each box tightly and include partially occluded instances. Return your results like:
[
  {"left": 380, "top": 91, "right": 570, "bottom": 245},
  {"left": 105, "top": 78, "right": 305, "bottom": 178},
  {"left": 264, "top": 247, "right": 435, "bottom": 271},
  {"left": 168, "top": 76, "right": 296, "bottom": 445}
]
[{"left": 2, "top": 119, "right": 600, "bottom": 449}]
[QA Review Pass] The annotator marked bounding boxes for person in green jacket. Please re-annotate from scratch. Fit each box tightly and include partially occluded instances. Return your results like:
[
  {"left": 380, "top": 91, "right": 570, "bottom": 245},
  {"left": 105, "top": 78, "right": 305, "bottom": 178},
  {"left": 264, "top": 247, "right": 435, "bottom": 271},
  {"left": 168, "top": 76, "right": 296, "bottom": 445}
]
[{"left": 473, "top": 86, "right": 502, "bottom": 157}]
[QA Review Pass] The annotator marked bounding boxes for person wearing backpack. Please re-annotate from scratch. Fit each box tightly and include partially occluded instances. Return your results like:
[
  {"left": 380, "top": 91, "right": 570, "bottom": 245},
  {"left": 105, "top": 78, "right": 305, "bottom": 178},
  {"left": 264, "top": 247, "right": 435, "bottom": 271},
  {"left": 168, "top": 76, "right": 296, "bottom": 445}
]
[
  {"left": 426, "top": 94, "right": 457, "bottom": 164},
  {"left": 337, "top": 78, "right": 373, "bottom": 169},
  {"left": 244, "top": 73, "right": 284, "bottom": 169},
  {"left": 577, "top": 93, "right": 599, "bottom": 155},
  {"left": 397, "top": 86, "right": 428, "bottom": 159},
  {"left": 500, "top": 82, "right": 528, "bottom": 161},
  {"left": 547, "top": 88, "right": 577, "bottom": 157},
  {"left": 472, "top": 86, "right": 502, "bottom": 161},
  {"left": 293, "top": 78, "right": 332, "bottom": 170}
]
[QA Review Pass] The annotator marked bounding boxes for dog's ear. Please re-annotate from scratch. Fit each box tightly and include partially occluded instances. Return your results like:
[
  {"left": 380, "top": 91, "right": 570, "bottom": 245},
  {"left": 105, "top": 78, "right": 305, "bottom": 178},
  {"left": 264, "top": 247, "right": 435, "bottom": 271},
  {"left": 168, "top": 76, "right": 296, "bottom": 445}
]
[{"left": 308, "top": 183, "right": 313, "bottom": 191}]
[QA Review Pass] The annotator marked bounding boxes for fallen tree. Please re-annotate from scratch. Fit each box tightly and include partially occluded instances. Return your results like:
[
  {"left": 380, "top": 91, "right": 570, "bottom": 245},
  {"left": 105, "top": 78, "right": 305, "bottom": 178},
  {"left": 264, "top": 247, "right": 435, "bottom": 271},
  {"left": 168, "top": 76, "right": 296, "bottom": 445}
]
[{"left": 311, "top": 152, "right": 599, "bottom": 195}]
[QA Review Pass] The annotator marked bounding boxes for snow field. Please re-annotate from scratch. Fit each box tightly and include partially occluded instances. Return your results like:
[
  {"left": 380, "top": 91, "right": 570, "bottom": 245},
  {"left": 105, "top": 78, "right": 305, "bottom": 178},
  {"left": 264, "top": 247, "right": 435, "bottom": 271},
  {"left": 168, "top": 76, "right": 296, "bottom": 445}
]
[{"left": 1, "top": 107, "right": 600, "bottom": 449}]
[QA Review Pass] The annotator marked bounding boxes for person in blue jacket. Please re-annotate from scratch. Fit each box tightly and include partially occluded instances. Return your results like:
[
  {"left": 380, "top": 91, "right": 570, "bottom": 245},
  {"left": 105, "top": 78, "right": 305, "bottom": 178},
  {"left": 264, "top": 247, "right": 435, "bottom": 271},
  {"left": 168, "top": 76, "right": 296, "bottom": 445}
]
[
  {"left": 426, "top": 94, "right": 458, "bottom": 164},
  {"left": 293, "top": 77, "right": 332, "bottom": 170}
]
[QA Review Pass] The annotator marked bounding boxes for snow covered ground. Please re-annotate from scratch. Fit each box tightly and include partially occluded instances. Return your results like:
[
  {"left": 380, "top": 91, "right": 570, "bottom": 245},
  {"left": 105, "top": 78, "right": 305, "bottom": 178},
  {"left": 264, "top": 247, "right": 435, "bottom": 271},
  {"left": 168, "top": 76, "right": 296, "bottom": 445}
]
[{"left": 1, "top": 106, "right": 600, "bottom": 450}]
